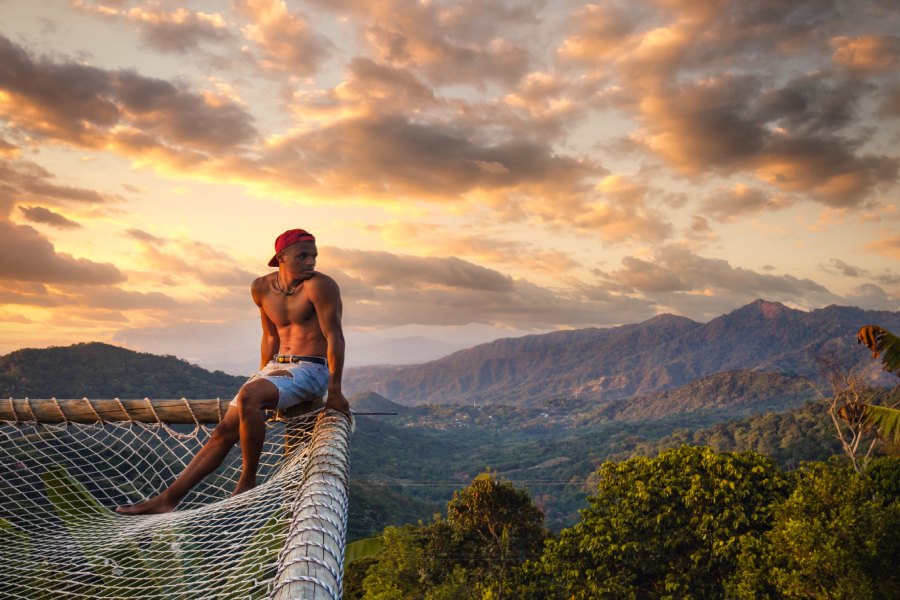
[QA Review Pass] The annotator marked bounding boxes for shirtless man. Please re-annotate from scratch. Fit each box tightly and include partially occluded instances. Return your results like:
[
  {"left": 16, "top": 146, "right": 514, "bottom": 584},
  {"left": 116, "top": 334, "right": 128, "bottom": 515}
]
[{"left": 117, "top": 228, "right": 350, "bottom": 515}]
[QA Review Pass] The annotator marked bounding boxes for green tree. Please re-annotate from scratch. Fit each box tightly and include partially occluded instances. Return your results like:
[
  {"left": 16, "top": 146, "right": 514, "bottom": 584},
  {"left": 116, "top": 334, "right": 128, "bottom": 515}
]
[
  {"left": 446, "top": 472, "right": 547, "bottom": 598},
  {"left": 348, "top": 471, "right": 547, "bottom": 599},
  {"left": 728, "top": 459, "right": 900, "bottom": 599},
  {"left": 520, "top": 446, "right": 789, "bottom": 599},
  {"left": 360, "top": 525, "right": 424, "bottom": 600}
]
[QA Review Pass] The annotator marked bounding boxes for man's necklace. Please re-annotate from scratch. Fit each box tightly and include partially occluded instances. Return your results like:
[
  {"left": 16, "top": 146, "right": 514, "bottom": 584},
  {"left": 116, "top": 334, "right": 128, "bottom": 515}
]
[{"left": 275, "top": 277, "right": 302, "bottom": 296}]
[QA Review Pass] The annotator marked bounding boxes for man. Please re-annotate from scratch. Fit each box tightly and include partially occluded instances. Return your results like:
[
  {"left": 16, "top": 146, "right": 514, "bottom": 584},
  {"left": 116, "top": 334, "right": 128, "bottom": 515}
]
[{"left": 117, "top": 228, "right": 350, "bottom": 515}]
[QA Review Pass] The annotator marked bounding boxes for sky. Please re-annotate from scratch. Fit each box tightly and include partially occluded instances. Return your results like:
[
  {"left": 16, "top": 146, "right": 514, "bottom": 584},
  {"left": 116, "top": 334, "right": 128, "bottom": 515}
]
[{"left": 0, "top": 0, "right": 898, "bottom": 374}]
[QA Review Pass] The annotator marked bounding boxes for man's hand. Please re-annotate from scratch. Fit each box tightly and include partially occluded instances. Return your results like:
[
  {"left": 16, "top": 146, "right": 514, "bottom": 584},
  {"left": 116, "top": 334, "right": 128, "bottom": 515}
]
[{"left": 325, "top": 390, "right": 352, "bottom": 421}]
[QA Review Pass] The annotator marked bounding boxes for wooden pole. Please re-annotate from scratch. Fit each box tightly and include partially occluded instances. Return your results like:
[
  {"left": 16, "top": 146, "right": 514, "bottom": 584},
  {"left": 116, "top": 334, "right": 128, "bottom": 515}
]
[
  {"left": 0, "top": 398, "right": 229, "bottom": 424},
  {"left": 270, "top": 410, "right": 351, "bottom": 600}
]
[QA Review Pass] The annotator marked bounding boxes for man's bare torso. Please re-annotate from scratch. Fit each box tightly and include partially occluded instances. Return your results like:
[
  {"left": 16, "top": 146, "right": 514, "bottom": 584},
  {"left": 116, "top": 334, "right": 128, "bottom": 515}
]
[{"left": 253, "top": 271, "right": 332, "bottom": 357}]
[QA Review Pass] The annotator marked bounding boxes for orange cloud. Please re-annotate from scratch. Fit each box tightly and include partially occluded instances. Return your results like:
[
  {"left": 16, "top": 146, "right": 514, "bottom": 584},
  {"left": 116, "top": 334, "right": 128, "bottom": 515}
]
[
  {"left": 831, "top": 35, "right": 900, "bottom": 72},
  {"left": 236, "top": 0, "right": 330, "bottom": 76},
  {"left": 866, "top": 232, "right": 900, "bottom": 260}
]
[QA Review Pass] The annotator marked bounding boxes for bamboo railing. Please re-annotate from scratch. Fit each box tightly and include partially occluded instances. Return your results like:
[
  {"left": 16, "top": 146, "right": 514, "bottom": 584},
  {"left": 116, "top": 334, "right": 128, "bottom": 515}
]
[{"left": 0, "top": 397, "right": 229, "bottom": 424}]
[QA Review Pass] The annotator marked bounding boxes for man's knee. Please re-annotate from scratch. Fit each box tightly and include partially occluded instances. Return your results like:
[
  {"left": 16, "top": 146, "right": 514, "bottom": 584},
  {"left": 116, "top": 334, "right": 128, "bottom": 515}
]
[{"left": 235, "top": 379, "right": 278, "bottom": 416}]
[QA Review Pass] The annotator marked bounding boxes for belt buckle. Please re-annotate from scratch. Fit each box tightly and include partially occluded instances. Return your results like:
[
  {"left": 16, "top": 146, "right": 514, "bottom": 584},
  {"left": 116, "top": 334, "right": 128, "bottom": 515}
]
[{"left": 275, "top": 355, "right": 289, "bottom": 363}]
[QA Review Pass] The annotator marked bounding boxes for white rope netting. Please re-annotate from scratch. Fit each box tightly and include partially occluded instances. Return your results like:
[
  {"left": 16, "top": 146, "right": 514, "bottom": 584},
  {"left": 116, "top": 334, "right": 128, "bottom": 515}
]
[{"left": 0, "top": 399, "right": 351, "bottom": 599}]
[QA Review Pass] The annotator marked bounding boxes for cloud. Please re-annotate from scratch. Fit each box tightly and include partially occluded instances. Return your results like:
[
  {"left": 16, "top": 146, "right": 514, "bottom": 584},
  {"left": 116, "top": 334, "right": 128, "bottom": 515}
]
[
  {"left": 69, "top": 286, "right": 182, "bottom": 312},
  {"left": 558, "top": 1, "right": 900, "bottom": 210},
  {"left": 123, "top": 229, "right": 259, "bottom": 290},
  {"left": 819, "top": 257, "right": 900, "bottom": 287},
  {"left": 369, "top": 220, "right": 583, "bottom": 275},
  {"left": 0, "top": 34, "right": 257, "bottom": 150},
  {"left": 318, "top": 246, "right": 655, "bottom": 329},
  {"left": 73, "top": 2, "right": 233, "bottom": 53},
  {"left": 0, "top": 221, "right": 124, "bottom": 285},
  {"left": 235, "top": 0, "right": 331, "bottom": 76},
  {"left": 572, "top": 174, "right": 671, "bottom": 243},
  {"left": 0, "top": 282, "right": 64, "bottom": 308},
  {"left": 602, "top": 245, "right": 836, "bottom": 308},
  {"left": 844, "top": 283, "right": 899, "bottom": 311},
  {"left": 125, "top": 228, "right": 165, "bottom": 245},
  {"left": 684, "top": 215, "right": 719, "bottom": 244},
  {"left": 821, "top": 258, "right": 865, "bottom": 278},
  {"left": 310, "top": 0, "right": 534, "bottom": 86},
  {"left": 866, "top": 231, "right": 900, "bottom": 259},
  {"left": 288, "top": 58, "right": 437, "bottom": 122},
  {"left": 327, "top": 247, "right": 515, "bottom": 292},
  {"left": 259, "top": 113, "right": 597, "bottom": 201},
  {"left": 557, "top": 3, "right": 637, "bottom": 64},
  {"left": 18, "top": 206, "right": 82, "bottom": 229},
  {"left": 0, "top": 159, "right": 109, "bottom": 207},
  {"left": 701, "top": 184, "right": 794, "bottom": 221},
  {"left": 831, "top": 35, "right": 900, "bottom": 72},
  {"left": 0, "top": 136, "right": 18, "bottom": 157},
  {"left": 127, "top": 7, "right": 231, "bottom": 53}
]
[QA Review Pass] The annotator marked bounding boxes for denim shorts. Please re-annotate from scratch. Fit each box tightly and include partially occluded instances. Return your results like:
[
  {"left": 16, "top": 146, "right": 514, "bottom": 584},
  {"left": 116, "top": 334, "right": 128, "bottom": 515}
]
[{"left": 231, "top": 359, "right": 329, "bottom": 411}]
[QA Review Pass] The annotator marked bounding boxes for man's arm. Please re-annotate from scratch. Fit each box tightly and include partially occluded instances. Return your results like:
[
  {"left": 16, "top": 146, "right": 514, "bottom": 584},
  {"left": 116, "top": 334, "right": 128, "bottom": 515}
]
[
  {"left": 252, "top": 277, "right": 279, "bottom": 369},
  {"left": 308, "top": 275, "right": 351, "bottom": 419}
]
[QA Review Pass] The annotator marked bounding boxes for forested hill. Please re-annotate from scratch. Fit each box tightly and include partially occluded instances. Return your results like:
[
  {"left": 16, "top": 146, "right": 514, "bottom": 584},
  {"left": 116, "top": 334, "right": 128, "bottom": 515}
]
[
  {"left": 343, "top": 300, "right": 900, "bottom": 405},
  {"left": 0, "top": 342, "right": 245, "bottom": 399}
]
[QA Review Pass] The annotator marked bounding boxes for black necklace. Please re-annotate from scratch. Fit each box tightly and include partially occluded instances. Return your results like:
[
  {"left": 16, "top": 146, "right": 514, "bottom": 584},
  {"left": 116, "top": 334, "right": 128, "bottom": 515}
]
[{"left": 276, "top": 277, "right": 302, "bottom": 296}]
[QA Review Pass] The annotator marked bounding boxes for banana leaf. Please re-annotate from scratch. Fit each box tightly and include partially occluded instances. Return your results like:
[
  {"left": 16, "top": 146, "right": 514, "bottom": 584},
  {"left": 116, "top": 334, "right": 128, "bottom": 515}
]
[
  {"left": 861, "top": 404, "right": 900, "bottom": 446},
  {"left": 857, "top": 325, "right": 900, "bottom": 376}
]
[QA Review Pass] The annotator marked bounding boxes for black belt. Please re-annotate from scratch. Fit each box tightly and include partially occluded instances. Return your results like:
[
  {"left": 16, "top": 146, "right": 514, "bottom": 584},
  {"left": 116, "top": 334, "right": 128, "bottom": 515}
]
[{"left": 272, "top": 354, "right": 327, "bottom": 366}]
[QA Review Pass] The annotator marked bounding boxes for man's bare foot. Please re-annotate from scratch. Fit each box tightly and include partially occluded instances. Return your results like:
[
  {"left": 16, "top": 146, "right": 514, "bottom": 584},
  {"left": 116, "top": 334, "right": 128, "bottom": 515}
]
[
  {"left": 232, "top": 481, "right": 256, "bottom": 496},
  {"left": 115, "top": 497, "right": 177, "bottom": 515}
]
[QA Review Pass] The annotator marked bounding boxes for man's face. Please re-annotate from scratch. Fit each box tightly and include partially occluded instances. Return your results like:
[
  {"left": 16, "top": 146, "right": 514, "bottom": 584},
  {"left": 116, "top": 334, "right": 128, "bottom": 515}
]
[{"left": 279, "top": 242, "right": 317, "bottom": 277}]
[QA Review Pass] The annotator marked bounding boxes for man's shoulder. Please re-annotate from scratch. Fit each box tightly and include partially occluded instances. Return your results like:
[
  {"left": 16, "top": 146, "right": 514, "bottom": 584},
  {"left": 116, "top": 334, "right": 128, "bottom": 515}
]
[
  {"left": 251, "top": 273, "right": 275, "bottom": 297},
  {"left": 308, "top": 271, "right": 337, "bottom": 286},
  {"left": 306, "top": 272, "right": 340, "bottom": 295}
]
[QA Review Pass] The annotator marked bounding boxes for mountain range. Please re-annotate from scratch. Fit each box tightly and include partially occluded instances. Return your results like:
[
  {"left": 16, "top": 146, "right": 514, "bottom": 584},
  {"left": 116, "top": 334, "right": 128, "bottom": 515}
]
[{"left": 343, "top": 300, "right": 900, "bottom": 405}]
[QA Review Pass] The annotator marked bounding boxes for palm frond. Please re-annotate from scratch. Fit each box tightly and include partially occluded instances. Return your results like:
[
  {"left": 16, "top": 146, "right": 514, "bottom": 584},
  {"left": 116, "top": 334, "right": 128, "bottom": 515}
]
[
  {"left": 860, "top": 403, "right": 900, "bottom": 446},
  {"left": 856, "top": 325, "right": 900, "bottom": 377}
]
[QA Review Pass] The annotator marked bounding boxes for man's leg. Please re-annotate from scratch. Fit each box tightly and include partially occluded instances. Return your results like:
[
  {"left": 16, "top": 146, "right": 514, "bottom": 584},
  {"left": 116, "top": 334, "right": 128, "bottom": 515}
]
[
  {"left": 232, "top": 377, "right": 280, "bottom": 495},
  {"left": 116, "top": 377, "right": 280, "bottom": 515}
]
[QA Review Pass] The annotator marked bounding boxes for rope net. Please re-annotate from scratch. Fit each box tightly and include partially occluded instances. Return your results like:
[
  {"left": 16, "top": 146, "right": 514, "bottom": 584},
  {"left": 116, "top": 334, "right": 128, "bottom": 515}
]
[{"left": 0, "top": 399, "right": 351, "bottom": 599}]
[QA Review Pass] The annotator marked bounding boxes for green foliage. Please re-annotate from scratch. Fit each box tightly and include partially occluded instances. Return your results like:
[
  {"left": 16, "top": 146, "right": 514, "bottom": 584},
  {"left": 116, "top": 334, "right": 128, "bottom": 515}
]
[
  {"left": 727, "top": 460, "right": 900, "bottom": 599},
  {"left": 437, "top": 471, "right": 546, "bottom": 597},
  {"left": 348, "top": 472, "right": 547, "bottom": 600},
  {"left": 615, "top": 401, "right": 842, "bottom": 467},
  {"left": 521, "top": 446, "right": 789, "bottom": 599},
  {"left": 860, "top": 403, "right": 900, "bottom": 445},
  {"left": 348, "top": 378, "right": 837, "bottom": 538},
  {"left": 360, "top": 525, "right": 424, "bottom": 600}
]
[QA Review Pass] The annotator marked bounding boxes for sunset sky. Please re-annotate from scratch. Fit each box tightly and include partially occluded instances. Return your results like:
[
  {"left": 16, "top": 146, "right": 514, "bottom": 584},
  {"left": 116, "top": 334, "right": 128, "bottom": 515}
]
[{"left": 0, "top": 0, "right": 898, "bottom": 374}]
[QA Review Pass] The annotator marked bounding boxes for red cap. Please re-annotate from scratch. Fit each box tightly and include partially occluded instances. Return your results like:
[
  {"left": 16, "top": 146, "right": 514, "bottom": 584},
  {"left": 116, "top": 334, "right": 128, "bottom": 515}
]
[{"left": 269, "top": 229, "right": 315, "bottom": 267}]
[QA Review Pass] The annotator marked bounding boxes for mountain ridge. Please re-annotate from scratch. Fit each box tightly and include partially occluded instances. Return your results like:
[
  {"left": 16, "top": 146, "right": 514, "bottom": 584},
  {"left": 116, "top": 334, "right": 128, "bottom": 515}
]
[
  {"left": 343, "top": 299, "right": 900, "bottom": 405},
  {"left": 0, "top": 342, "right": 245, "bottom": 399}
]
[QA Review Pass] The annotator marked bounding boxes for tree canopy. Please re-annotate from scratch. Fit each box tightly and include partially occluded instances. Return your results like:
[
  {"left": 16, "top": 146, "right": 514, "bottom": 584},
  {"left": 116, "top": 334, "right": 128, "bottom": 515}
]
[{"left": 519, "top": 446, "right": 789, "bottom": 599}]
